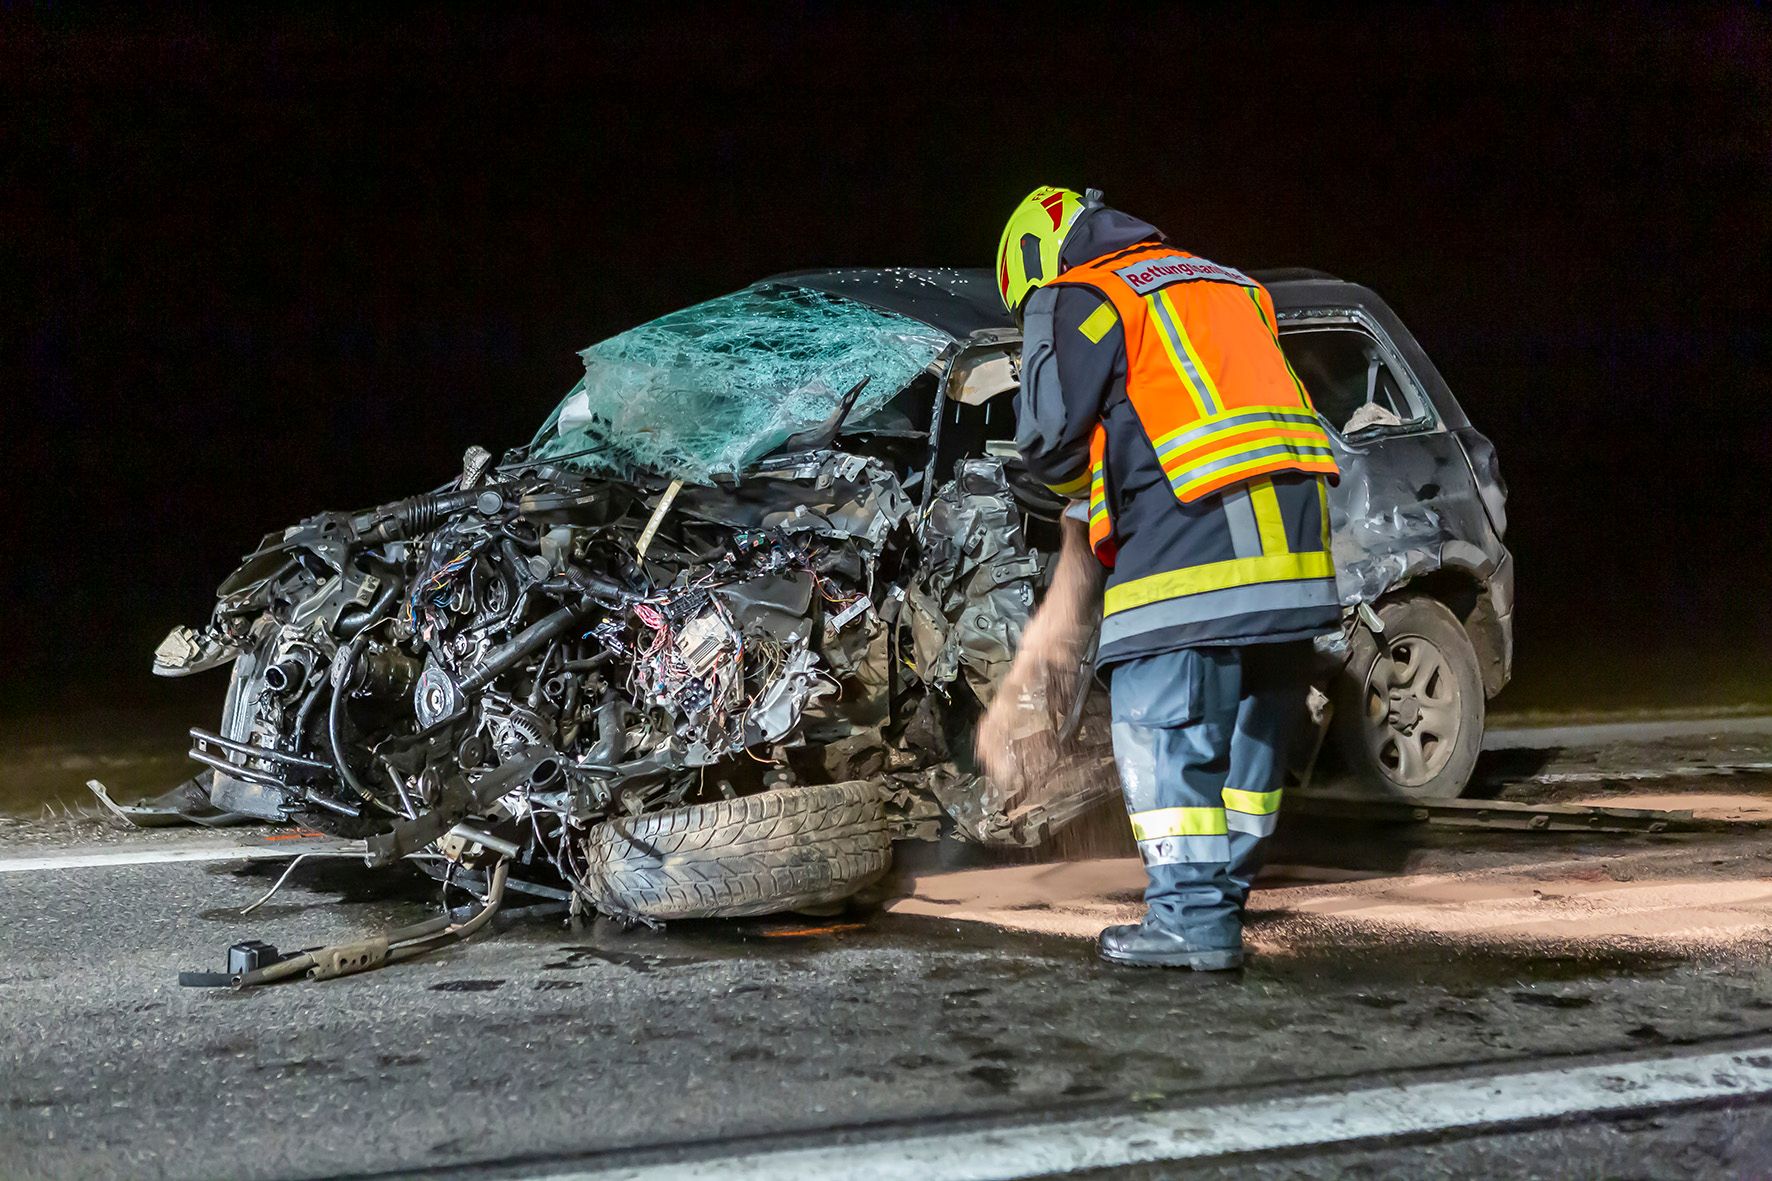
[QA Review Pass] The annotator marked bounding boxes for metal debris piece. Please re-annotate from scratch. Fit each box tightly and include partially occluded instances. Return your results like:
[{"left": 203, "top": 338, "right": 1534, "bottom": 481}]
[
  {"left": 220, "top": 861, "right": 512, "bottom": 989},
  {"left": 85, "top": 775, "right": 253, "bottom": 828}
]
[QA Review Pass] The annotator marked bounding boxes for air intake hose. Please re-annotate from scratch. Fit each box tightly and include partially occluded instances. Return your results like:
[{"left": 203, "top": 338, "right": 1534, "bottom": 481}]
[{"left": 354, "top": 486, "right": 508, "bottom": 544}]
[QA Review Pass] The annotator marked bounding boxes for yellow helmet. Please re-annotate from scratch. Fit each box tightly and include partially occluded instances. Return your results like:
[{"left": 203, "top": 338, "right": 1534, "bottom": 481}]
[{"left": 996, "top": 185, "right": 1084, "bottom": 316}]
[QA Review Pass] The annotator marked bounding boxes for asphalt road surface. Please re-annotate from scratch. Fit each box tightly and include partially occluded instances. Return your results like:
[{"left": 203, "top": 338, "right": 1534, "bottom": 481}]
[{"left": 2, "top": 717, "right": 1771, "bottom": 1179}]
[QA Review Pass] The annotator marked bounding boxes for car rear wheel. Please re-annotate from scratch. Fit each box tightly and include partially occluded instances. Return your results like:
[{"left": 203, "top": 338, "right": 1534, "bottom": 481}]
[
  {"left": 1330, "top": 594, "right": 1485, "bottom": 799},
  {"left": 580, "top": 781, "right": 892, "bottom": 920}
]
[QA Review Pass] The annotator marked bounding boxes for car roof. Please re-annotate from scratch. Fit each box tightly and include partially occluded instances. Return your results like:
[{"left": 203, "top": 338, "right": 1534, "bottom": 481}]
[
  {"left": 1247, "top": 268, "right": 1390, "bottom": 316},
  {"left": 1247, "top": 267, "right": 1340, "bottom": 283},
  {"left": 768, "top": 267, "right": 1012, "bottom": 338},
  {"left": 774, "top": 265, "right": 1362, "bottom": 337}
]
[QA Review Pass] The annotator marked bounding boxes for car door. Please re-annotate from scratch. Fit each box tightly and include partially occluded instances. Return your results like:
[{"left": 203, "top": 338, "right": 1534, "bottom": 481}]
[{"left": 1278, "top": 313, "right": 1499, "bottom": 604}]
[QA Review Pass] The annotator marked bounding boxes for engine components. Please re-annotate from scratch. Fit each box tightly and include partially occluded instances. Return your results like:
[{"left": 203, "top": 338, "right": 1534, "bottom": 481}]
[
  {"left": 414, "top": 665, "right": 464, "bottom": 728},
  {"left": 158, "top": 438, "right": 1048, "bottom": 922}
]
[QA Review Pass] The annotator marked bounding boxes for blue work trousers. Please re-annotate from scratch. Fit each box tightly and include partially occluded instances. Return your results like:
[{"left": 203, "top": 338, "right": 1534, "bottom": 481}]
[{"left": 1108, "top": 642, "right": 1314, "bottom": 944}]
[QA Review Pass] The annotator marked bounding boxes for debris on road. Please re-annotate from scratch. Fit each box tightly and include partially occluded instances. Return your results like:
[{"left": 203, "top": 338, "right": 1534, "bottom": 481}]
[
  {"left": 84, "top": 776, "right": 251, "bottom": 828},
  {"left": 1286, "top": 790, "right": 1772, "bottom": 833},
  {"left": 1563, "top": 791, "right": 1772, "bottom": 822},
  {"left": 887, "top": 839, "right": 1772, "bottom": 955}
]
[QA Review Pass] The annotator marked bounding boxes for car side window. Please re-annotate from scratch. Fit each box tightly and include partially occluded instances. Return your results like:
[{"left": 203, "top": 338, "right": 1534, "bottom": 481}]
[{"left": 1279, "top": 326, "right": 1433, "bottom": 435}]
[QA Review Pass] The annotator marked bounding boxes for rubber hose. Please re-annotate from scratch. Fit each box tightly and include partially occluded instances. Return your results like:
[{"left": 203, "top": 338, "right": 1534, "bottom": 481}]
[
  {"left": 327, "top": 632, "right": 376, "bottom": 805},
  {"left": 292, "top": 675, "right": 329, "bottom": 744},
  {"left": 339, "top": 576, "right": 401, "bottom": 638}
]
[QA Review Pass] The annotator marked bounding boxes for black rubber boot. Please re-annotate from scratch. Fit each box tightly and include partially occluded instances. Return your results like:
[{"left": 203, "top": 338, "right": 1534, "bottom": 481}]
[{"left": 1098, "top": 921, "right": 1244, "bottom": 971}]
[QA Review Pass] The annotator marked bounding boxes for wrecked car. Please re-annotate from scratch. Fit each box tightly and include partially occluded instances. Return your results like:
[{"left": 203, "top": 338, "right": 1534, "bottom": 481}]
[{"left": 154, "top": 265, "right": 1511, "bottom": 926}]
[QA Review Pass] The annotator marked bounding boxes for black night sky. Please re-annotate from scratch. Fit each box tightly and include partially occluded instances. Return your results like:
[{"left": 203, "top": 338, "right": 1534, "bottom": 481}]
[{"left": 8, "top": 6, "right": 1771, "bottom": 718}]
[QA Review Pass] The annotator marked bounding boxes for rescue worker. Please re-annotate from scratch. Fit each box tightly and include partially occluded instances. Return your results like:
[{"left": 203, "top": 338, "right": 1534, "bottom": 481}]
[{"left": 1000, "top": 187, "right": 1340, "bottom": 970}]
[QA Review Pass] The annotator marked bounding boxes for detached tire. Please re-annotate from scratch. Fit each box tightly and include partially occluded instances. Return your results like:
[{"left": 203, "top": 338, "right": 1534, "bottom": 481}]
[
  {"left": 581, "top": 781, "right": 891, "bottom": 920},
  {"left": 1330, "top": 594, "right": 1485, "bottom": 800}
]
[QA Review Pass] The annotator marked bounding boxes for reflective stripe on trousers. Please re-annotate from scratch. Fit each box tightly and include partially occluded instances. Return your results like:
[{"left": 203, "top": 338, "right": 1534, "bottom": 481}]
[
  {"left": 1223, "top": 788, "right": 1283, "bottom": 837},
  {"left": 1109, "top": 643, "right": 1314, "bottom": 939}
]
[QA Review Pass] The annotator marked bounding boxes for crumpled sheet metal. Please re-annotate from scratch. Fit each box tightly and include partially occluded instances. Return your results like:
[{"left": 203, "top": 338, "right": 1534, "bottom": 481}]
[
  {"left": 913, "top": 731, "right": 1119, "bottom": 849},
  {"left": 671, "top": 451, "right": 909, "bottom": 777},
  {"left": 712, "top": 571, "right": 814, "bottom": 640},
  {"left": 529, "top": 284, "right": 949, "bottom": 484},
  {"left": 897, "top": 459, "right": 1123, "bottom": 847},
  {"left": 730, "top": 645, "right": 835, "bottom": 757},
  {"left": 1329, "top": 452, "right": 1451, "bottom": 607},
  {"left": 676, "top": 452, "right": 914, "bottom": 551},
  {"left": 909, "top": 459, "right": 1040, "bottom": 698}
]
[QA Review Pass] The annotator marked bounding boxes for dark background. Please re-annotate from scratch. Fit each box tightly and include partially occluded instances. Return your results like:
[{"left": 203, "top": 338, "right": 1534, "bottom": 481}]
[{"left": 8, "top": 5, "right": 1771, "bottom": 720}]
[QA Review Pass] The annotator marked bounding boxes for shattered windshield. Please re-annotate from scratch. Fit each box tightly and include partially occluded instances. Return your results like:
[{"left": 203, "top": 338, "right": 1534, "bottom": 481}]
[{"left": 530, "top": 283, "right": 952, "bottom": 483}]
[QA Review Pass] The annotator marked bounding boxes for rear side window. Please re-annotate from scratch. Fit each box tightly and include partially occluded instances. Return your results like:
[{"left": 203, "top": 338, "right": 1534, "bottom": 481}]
[{"left": 1280, "top": 327, "right": 1432, "bottom": 435}]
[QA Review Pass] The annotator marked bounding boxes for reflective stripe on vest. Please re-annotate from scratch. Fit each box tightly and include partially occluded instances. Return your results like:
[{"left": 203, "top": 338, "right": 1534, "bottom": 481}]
[
  {"left": 1099, "top": 471, "right": 1337, "bottom": 625},
  {"left": 1052, "top": 245, "right": 1341, "bottom": 568},
  {"left": 1086, "top": 424, "right": 1116, "bottom": 566}
]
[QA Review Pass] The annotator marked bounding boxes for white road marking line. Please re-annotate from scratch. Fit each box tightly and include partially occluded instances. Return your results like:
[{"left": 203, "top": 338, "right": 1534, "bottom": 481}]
[
  {"left": 1485, "top": 715, "right": 1772, "bottom": 750},
  {"left": 533, "top": 1045, "right": 1772, "bottom": 1181},
  {"left": 0, "top": 842, "right": 361, "bottom": 872},
  {"left": 1525, "top": 764, "right": 1772, "bottom": 784}
]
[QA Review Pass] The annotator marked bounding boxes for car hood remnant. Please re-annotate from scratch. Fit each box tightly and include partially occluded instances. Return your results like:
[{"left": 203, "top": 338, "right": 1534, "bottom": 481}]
[{"left": 530, "top": 283, "right": 950, "bottom": 484}]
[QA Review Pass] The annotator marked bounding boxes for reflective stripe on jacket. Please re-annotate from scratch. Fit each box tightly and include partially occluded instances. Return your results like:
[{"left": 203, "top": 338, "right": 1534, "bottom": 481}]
[
  {"left": 1094, "top": 471, "right": 1340, "bottom": 663},
  {"left": 1049, "top": 243, "right": 1341, "bottom": 564}
]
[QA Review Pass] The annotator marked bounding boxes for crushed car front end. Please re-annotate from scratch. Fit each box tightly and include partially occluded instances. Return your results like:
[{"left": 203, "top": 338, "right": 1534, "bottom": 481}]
[{"left": 153, "top": 276, "right": 1060, "bottom": 918}]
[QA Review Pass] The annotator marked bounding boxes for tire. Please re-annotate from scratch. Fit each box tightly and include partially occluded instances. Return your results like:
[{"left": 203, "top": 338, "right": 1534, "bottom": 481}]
[
  {"left": 581, "top": 781, "right": 892, "bottom": 920},
  {"left": 1330, "top": 594, "right": 1485, "bottom": 799}
]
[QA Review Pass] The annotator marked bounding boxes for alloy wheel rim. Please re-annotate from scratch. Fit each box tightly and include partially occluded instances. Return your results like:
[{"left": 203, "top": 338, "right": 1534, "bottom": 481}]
[{"left": 1360, "top": 632, "right": 1461, "bottom": 788}]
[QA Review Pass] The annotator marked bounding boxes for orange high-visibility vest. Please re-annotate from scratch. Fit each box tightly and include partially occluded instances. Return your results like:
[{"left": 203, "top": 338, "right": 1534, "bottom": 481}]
[{"left": 1053, "top": 244, "right": 1339, "bottom": 562}]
